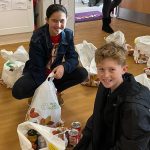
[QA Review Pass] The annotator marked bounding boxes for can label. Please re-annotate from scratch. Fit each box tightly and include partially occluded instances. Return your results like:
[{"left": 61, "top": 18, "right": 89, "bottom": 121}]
[
  {"left": 69, "top": 129, "right": 79, "bottom": 146},
  {"left": 27, "top": 129, "right": 38, "bottom": 150},
  {"left": 71, "top": 121, "right": 81, "bottom": 132}
]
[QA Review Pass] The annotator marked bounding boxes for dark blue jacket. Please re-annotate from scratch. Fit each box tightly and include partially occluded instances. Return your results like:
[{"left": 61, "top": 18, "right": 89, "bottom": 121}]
[{"left": 23, "top": 24, "right": 79, "bottom": 86}]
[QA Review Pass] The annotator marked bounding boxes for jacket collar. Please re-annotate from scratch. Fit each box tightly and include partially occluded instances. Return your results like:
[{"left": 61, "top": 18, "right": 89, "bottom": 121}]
[
  {"left": 45, "top": 24, "right": 52, "bottom": 49},
  {"left": 110, "top": 73, "right": 150, "bottom": 108},
  {"left": 102, "top": 73, "right": 140, "bottom": 106},
  {"left": 110, "top": 73, "right": 140, "bottom": 97},
  {"left": 60, "top": 30, "right": 68, "bottom": 45}
]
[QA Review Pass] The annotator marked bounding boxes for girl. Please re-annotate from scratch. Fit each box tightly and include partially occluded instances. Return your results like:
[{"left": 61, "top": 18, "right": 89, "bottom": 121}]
[{"left": 12, "top": 4, "right": 88, "bottom": 105}]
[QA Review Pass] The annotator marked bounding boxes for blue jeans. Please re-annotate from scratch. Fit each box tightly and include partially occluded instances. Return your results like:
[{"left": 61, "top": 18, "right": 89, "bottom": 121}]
[{"left": 12, "top": 67, "right": 88, "bottom": 99}]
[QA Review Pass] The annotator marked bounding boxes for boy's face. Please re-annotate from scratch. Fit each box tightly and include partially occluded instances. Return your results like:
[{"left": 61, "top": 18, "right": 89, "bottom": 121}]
[
  {"left": 46, "top": 11, "right": 67, "bottom": 36},
  {"left": 97, "top": 58, "right": 127, "bottom": 92}
]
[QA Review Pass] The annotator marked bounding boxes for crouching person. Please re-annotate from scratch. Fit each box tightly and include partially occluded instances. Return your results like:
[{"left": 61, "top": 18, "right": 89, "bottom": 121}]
[
  {"left": 74, "top": 42, "right": 150, "bottom": 150},
  {"left": 12, "top": 4, "right": 88, "bottom": 105}
]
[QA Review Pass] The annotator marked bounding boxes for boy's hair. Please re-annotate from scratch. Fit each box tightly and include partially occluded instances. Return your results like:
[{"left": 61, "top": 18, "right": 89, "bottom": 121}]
[
  {"left": 46, "top": 4, "right": 67, "bottom": 18},
  {"left": 95, "top": 42, "right": 127, "bottom": 66}
]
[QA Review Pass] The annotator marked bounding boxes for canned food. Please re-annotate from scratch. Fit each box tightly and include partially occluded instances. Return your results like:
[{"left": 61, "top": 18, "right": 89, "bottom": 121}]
[
  {"left": 68, "top": 129, "right": 79, "bottom": 146},
  {"left": 71, "top": 121, "right": 81, "bottom": 132},
  {"left": 38, "top": 135, "right": 46, "bottom": 149},
  {"left": 27, "top": 129, "right": 38, "bottom": 150}
]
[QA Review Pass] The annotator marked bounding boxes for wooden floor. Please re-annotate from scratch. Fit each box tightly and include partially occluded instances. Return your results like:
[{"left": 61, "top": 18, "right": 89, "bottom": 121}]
[{"left": 0, "top": 19, "right": 150, "bottom": 150}]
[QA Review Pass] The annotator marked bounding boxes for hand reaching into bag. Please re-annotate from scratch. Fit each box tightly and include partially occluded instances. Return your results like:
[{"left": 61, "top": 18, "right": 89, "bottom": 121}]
[{"left": 52, "top": 65, "right": 64, "bottom": 79}]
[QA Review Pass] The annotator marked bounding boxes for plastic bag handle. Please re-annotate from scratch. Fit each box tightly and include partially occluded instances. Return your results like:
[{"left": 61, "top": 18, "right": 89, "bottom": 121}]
[{"left": 47, "top": 72, "right": 54, "bottom": 81}]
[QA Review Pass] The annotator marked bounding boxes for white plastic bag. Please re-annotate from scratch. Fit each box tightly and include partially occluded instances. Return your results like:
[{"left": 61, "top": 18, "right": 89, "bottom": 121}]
[
  {"left": 147, "top": 57, "right": 150, "bottom": 67},
  {"left": 105, "top": 31, "right": 135, "bottom": 55},
  {"left": 17, "top": 121, "right": 66, "bottom": 150},
  {"left": 135, "top": 73, "right": 150, "bottom": 90},
  {"left": 13, "top": 45, "right": 29, "bottom": 63},
  {"left": 0, "top": 45, "right": 29, "bottom": 63},
  {"left": 75, "top": 40, "right": 100, "bottom": 87},
  {"left": 133, "top": 36, "right": 150, "bottom": 64},
  {"left": 26, "top": 73, "right": 62, "bottom": 127},
  {"left": 1, "top": 60, "right": 24, "bottom": 88},
  {"left": 75, "top": 40, "right": 97, "bottom": 73},
  {"left": 0, "top": 45, "right": 29, "bottom": 88},
  {"left": 105, "top": 31, "right": 126, "bottom": 48}
]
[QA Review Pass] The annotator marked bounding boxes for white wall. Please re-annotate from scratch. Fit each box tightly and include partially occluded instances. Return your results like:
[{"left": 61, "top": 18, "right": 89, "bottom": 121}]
[
  {"left": 0, "top": 0, "right": 34, "bottom": 45},
  {"left": 0, "top": 0, "right": 75, "bottom": 45},
  {"left": 37, "top": 0, "right": 75, "bottom": 31}
]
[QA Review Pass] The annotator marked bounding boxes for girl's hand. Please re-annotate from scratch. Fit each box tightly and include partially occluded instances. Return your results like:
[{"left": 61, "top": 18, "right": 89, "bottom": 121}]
[{"left": 52, "top": 65, "right": 64, "bottom": 79}]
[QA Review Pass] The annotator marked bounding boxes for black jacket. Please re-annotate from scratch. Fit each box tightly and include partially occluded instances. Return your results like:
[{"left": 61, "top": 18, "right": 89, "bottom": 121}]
[
  {"left": 74, "top": 73, "right": 150, "bottom": 150},
  {"left": 23, "top": 24, "right": 78, "bottom": 86}
]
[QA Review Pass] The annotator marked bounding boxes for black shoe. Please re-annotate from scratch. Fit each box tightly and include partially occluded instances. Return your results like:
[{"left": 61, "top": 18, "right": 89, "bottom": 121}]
[
  {"left": 102, "top": 18, "right": 114, "bottom": 34},
  {"left": 102, "top": 25, "right": 114, "bottom": 33}
]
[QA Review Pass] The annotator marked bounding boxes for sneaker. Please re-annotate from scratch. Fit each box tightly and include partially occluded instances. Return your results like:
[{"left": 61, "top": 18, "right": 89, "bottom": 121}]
[{"left": 57, "top": 92, "right": 64, "bottom": 106}]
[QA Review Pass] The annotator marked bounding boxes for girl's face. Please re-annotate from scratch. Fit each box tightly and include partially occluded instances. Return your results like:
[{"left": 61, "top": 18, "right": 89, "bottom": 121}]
[
  {"left": 97, "top": 58, "right": 127, "bottom": 92},
  {"left": 46, "top": 11, "right": 67, "bottom": 36}
]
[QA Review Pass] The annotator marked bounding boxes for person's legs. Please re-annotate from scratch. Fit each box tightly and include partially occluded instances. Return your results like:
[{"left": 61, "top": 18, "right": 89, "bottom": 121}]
[
  {"left": 95, "top": 0, "right": 103, "bottom": 6},
  {"left": 53, "top": 67, "right": 88, "bottom": 93},
  {"left": 110, "top": 0, "right": 122, "bottom": 10},
  {"left": 12, "top": 73, "right": 38, "bottom": 99},
  {"left": 102, "top": 0, "right": 112, "bottom": 18},
  {"left": 102, "top": 0, "right": 114, "bottom": 33},
  {"left": 88, "top": 0, "right": 97, "bottom": 7}
]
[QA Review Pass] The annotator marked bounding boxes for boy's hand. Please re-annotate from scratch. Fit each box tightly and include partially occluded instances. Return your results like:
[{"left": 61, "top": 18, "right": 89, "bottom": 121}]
[{"left": 52, "top": 65, "right": 64, "bottom": 79}]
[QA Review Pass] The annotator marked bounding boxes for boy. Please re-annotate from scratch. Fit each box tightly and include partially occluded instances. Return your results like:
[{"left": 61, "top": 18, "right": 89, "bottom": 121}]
[{"left": 74, "top": 42, "right": 150, "bottom": 150}]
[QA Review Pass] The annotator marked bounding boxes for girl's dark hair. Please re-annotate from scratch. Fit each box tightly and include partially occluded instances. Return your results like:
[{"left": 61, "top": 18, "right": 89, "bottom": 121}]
[{"left": 46, "top": 4, "right": 67, "bottom": 18}]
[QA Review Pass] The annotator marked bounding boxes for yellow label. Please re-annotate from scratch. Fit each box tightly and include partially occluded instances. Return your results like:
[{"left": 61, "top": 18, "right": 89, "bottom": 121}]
[{"left": 48, "top": 143, "right": 59, "bottom": 150}]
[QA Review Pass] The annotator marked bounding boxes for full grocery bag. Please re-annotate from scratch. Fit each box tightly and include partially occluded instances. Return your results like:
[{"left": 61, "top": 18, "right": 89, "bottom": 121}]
[
  {"left": 0, "top": 45, "right": 29, "bottom": 88},
  {"left": 26, "top": 73, "right": 62, "bottom": 127},
  {"left": 17, "top": 121, "right": 66, "bottom": 150},
  {"left": 75, "top": 40, "right": 100, "bottom": 87}
]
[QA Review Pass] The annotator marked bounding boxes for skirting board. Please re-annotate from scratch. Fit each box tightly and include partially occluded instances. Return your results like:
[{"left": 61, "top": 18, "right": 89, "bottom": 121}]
[
  {"left": 0, "top": 32, "right": 32, "bottom": 46},
  {"left": 117, "top": 7, "right": 150, "bottom": 26}
]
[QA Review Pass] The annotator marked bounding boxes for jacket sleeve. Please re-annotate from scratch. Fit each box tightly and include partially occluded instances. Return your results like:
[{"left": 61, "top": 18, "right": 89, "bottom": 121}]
[
  {"left": 73, "top": 115, "right": 93, "bottom": 150},
  {"left": 113, "top": 103, "right": 150, "bottom": 150},
  {"left": 63, "top": 31, "right": 79, "bottom": 73},
  {"left": 27, "top": 38, "right": 46, "bottom": 86}
]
